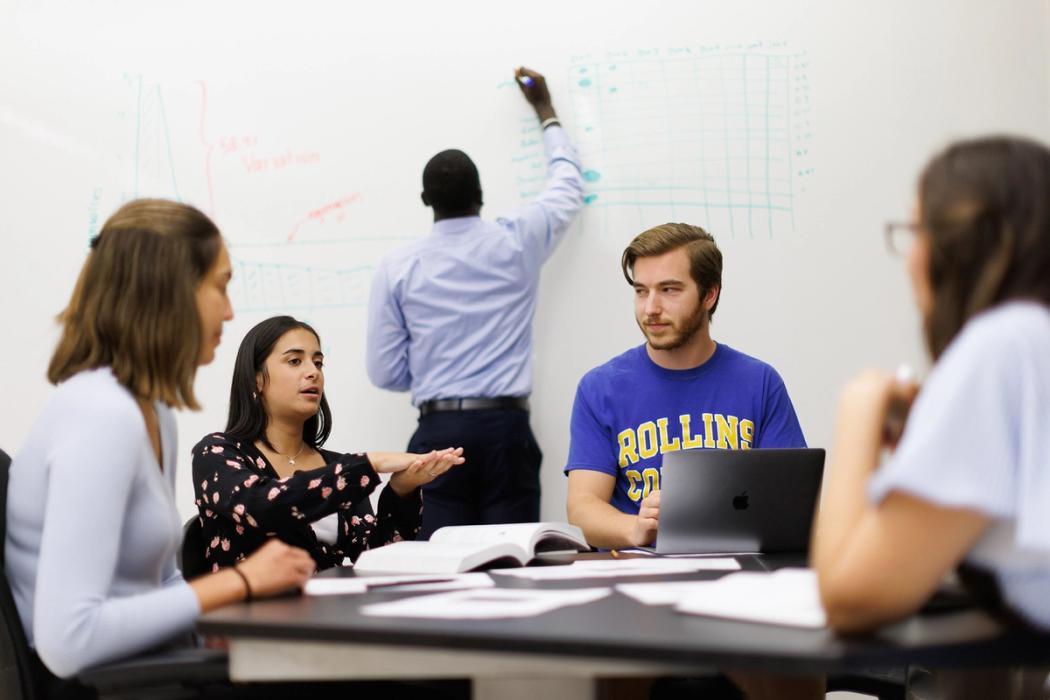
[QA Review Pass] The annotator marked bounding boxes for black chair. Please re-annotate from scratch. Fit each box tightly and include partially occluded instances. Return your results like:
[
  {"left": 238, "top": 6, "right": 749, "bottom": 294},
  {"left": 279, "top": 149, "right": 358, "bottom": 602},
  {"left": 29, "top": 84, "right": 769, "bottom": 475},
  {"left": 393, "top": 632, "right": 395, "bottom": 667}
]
[
  {"left": 0, "top": 448, "right": 40, "bottom": 700},
  {"left": 179, "top": 517, "right": 209, "bottom": 581},
  {"left": 0, "top": 447, "right": 228, "bottom": 700}
]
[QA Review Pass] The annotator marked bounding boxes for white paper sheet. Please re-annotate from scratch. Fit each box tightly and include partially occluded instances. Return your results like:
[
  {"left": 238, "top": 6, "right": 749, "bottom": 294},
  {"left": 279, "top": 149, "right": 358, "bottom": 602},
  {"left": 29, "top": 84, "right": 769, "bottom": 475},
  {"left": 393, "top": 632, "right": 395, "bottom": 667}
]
[
  {"left": 304, "top": 572, "right": 493, "bottom": 596},
  {"left": 490, "top": 557, "right": 738, "bottom": 581},
  {"left": 616, "top": 580, "right": 731, "bottom": 605},
  {"left": 674, "top": 568, "right": 827, "bottom": 628},
  {"left": 360, "top": 587, "right": 612, "bottom": 619}
]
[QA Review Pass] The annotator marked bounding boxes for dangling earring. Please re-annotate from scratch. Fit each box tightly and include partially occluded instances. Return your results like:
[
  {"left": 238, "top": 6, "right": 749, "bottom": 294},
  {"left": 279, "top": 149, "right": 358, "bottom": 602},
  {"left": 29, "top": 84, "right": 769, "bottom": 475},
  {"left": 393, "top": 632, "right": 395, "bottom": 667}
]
[{"left": 252, "top": 392, "right": 257, "bottom": 400}]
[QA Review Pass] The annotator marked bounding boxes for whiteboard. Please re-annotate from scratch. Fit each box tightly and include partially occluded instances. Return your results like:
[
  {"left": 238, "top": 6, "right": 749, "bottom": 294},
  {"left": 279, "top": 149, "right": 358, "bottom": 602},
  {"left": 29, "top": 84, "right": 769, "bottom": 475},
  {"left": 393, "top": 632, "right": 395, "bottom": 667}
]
[{"left": 1, "top": 0, "right": 1048, "bottom": 524}]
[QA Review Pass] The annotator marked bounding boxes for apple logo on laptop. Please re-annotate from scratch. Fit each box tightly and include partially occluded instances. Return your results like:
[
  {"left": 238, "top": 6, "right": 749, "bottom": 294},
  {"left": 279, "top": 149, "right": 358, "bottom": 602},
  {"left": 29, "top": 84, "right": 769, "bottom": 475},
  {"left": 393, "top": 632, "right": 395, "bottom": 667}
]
[{"left": 732, "top": 490, "right": 749, "bottom": 510}]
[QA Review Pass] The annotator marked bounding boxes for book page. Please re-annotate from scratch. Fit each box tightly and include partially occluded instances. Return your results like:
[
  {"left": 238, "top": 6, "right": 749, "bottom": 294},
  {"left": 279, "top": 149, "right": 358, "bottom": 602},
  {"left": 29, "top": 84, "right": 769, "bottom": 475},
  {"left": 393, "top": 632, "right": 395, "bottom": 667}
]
[
  {"left": 354, "top": 541, "right": 524, "bottom": 574},
  {"left": 429, "top": 523, "right": 541, "bottom": 550},
  {"left": 430, "top": 522, "right": 586, "bottom": 556}
]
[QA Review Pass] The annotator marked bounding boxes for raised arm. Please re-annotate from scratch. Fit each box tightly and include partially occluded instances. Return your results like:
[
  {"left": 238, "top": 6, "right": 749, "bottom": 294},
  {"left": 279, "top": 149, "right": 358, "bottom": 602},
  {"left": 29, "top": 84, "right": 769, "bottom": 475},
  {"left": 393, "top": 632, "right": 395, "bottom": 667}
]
[
  {"left": 812, "top": 371, "right": 987, "bottom": 633},
  {"left": 503, "top": 66, "right": 584, "bottom": 262}
]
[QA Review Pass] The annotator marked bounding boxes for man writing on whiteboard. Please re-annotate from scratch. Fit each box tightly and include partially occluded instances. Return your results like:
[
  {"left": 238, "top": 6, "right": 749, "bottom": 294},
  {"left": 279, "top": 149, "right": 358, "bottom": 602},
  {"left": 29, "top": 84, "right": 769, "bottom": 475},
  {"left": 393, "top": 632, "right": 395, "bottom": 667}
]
[
  {"left": 366, "top": 67, "right": 584, "bottom": 539},
  {"left": 565, "top": 223, "right": 806, "bottom": 549}
]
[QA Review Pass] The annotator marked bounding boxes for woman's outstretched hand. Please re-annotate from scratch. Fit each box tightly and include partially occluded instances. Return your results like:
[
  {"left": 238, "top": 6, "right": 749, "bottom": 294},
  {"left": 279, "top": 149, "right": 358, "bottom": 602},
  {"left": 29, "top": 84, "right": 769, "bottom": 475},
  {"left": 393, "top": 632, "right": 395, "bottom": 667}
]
[{"left": 389, "top": 448, "right": 465, "bottom": 497}]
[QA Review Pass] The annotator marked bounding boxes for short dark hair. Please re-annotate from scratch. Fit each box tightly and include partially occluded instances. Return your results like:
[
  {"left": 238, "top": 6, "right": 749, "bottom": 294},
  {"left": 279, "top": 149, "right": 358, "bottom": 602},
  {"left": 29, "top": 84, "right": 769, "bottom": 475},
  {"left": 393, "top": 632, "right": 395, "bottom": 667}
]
[
  {"left": 422, "top": 149, "right": 482, "bottom": 214},
  {"left": 919, "top": 135, "right": 1050, "bottom": 359},
  {"left": 225, "top": 316, "right": 332, "bottom": 451},
  {"left": 621, "top": 223, "right": 723, "bottom": 319},
  {"left": 48, "top": 199, "right": 222, "bottom": 409}
]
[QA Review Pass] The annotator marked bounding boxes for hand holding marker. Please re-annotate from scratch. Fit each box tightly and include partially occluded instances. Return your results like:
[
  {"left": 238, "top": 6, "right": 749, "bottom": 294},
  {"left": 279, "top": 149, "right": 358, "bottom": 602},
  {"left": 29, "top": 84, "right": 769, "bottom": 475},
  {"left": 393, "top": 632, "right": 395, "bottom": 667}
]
[{"left": 514, "top": 66, "right": 557, "bottom": 123}]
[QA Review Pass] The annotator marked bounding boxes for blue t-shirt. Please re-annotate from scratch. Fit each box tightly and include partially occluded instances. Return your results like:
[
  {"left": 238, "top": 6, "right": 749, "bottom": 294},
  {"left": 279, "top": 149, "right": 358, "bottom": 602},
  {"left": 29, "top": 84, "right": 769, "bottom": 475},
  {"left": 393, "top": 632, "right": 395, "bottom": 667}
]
[{"left": 565, "top": 343, "right": 806, "bottom": 514}]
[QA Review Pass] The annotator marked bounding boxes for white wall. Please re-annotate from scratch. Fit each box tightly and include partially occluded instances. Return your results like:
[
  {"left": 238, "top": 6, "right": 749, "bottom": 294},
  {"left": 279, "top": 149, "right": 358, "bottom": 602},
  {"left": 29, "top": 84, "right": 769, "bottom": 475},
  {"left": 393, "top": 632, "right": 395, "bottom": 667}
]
[{"left": 1, "top": 0, "right": 1048, "bottom": 524}]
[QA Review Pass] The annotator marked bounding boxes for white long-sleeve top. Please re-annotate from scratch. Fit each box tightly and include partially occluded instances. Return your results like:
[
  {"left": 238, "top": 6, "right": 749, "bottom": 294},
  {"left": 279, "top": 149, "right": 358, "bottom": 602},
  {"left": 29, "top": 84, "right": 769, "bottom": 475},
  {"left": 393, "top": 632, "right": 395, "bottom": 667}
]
[{"left": 5, "top": 367, "right": 199, "bottom": 677}]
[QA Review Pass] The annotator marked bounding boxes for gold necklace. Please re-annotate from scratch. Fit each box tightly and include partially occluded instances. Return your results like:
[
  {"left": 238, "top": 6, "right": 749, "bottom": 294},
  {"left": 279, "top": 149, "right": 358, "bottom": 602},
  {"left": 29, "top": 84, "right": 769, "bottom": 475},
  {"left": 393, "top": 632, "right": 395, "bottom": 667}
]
[{"left": 276, "top": 442, "right": 306, "bottom": 466}]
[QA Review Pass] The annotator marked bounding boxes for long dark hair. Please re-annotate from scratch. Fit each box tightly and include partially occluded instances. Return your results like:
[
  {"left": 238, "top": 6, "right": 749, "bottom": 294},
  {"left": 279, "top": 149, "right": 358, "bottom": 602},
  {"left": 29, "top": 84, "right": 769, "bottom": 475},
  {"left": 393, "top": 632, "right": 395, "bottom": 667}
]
[
  {"left": 919, "top": 136, "right": 1050, "bottom": 359},
  {"left": 225, "top": 316, "right": 332, "bottom": 450}
]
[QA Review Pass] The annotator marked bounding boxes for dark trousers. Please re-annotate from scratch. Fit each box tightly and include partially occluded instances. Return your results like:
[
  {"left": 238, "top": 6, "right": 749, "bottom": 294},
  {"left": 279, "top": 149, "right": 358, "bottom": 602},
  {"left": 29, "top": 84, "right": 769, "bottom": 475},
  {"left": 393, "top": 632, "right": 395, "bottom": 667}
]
[{"left": 408, "top": 408, "right": 541, "bottom": 540}]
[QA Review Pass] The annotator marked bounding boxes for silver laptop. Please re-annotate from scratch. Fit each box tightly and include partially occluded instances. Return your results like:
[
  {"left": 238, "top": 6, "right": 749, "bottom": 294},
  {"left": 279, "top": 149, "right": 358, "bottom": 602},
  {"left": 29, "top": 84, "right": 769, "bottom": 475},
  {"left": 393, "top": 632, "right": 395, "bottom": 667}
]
[{"left": 655, "top": 448, "right": 825, "bottom": 554}]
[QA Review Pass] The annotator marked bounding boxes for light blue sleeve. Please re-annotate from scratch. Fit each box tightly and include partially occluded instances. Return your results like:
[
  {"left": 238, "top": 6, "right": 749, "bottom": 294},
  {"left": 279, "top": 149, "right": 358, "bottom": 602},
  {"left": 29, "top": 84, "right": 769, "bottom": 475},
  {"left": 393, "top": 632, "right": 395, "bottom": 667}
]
[
  {"left": 497, "top": 125, "right": 584, "bottom": 264},
  {"left": 365, "top": 258, "right": 412, "bottom": 392},
  {"left": 869, "top": 311, "right": 1025, "bottom": 519},
  {"left": 33, "top": 398, "right": 199, "bottom": 677}
]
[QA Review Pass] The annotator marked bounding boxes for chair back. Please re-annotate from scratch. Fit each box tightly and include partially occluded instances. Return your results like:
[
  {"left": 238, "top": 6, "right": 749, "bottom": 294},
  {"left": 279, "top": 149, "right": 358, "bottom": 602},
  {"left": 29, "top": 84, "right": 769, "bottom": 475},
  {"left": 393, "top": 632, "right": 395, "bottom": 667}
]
[
  {"left": 0, "top": 448, "right": 38, "bottom": 700},
  {"left": 179, "top": 517, "right": 209, "bottom": 581}
]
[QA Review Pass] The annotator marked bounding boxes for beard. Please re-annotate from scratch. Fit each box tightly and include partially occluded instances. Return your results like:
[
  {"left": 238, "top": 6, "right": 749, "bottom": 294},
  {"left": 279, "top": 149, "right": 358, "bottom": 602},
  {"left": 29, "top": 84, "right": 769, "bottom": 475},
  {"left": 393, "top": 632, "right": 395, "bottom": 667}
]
[{"left": 639, "top": 305, "right": 708, "bottom": 351}]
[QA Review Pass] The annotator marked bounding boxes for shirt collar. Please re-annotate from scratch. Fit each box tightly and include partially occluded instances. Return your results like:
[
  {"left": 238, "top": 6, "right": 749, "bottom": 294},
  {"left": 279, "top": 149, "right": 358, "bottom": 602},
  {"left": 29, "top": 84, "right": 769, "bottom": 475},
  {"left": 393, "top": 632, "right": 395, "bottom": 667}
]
[{"left": 431, "top": 216, "right": 482, "bottom": 236}]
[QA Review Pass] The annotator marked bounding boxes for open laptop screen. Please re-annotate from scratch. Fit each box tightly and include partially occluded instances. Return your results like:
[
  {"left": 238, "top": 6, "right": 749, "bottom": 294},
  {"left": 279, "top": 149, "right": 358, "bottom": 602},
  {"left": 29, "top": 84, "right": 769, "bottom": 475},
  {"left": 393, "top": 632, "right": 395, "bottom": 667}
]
[{"left": 656, "top": 448, "right": 825, "bottom": 554}]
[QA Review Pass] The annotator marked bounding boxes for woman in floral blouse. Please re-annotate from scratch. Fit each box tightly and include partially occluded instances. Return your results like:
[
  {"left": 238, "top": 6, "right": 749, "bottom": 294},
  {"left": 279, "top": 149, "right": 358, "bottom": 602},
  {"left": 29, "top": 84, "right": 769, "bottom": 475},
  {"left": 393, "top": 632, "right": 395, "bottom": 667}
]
[{"left": 192, "top": 315, "right": 463, "bottom": 571}]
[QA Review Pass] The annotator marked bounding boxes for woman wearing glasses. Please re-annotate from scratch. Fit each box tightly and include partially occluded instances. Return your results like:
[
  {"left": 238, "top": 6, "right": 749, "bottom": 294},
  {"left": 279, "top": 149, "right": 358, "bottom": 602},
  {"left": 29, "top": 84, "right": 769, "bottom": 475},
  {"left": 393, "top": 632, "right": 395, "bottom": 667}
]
[{"left": 813, "top": 136, "right": 1050, "bottom": 698}]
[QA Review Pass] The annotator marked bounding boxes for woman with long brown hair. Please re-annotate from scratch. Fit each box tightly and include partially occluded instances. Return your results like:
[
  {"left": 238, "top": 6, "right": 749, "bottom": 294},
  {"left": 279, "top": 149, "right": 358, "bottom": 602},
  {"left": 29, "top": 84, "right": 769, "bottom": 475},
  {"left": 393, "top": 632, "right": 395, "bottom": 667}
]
[
  {"left": 814, "top": 136, "right": 1050, "bottom": 698},
  {"left": 5, "top": 200, "right": 315, "bottom": 694}
]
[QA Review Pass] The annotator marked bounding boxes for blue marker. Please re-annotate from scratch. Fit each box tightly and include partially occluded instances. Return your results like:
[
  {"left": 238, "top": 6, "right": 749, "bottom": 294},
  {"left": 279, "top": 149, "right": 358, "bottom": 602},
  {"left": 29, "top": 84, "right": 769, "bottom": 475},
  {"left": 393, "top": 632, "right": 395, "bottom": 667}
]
[{"left": 517, "top": 75, "right": 534, "bottom": 88}]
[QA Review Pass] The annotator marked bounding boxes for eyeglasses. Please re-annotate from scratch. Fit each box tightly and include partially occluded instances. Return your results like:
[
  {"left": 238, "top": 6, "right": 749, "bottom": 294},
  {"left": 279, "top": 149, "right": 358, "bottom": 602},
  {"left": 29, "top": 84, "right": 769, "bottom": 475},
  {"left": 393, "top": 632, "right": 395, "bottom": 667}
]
[{"left": 884, "top": 221, "right": 919, "bottom": 257}]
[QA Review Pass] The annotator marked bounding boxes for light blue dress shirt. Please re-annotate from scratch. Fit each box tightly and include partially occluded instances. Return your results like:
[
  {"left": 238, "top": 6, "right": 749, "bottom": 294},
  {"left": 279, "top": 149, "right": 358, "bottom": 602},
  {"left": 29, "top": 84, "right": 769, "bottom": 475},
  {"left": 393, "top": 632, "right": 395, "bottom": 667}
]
[{"left": 366, "top": 125, "right": 584, "bottom": 406}]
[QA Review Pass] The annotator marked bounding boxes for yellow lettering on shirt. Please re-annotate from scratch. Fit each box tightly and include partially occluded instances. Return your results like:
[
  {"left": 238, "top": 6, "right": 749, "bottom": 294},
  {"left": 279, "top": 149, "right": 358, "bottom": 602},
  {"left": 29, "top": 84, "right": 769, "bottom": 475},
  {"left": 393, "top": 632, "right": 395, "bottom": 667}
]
[
  {"left": 637, "top": 421, "right": 658, "bottom": 459},
  {"left": 626, "top": 469, "right": 643, "bottom": 501},
  {"left": 617, "top": 428, "right": 639, "bottom": 467},
  {"left": 641, "top": 467, "right": 660, "bottom": 499},
  {"left": 701, "top": 413, "right": 716, "bottom": 448},
  {"left": 715, "top": 414, "right": 739, "bottom": 450},
  {"left": 657, "top": 417, "right": 681, "bottom": 454},
  {"left": 740, "top": 419, "right": 755, "bottom": 449},
  {"left": 679, "top": 414, "right": 704, "bottom": 449}
]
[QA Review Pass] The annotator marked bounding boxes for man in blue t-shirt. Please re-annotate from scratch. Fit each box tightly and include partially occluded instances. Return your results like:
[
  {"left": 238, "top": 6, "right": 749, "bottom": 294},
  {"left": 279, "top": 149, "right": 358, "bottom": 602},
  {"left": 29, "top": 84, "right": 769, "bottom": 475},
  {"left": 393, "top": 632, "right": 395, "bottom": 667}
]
[{"left": 565, "top": 223, "right": 806, "bottom": 549}]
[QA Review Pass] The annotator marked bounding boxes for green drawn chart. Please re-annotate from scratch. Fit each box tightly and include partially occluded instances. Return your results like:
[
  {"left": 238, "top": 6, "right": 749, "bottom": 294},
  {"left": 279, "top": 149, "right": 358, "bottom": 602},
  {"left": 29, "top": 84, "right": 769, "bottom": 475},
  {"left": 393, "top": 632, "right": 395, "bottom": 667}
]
[{"left": 519, "top": 44, "right": 813, "bottom": 239}]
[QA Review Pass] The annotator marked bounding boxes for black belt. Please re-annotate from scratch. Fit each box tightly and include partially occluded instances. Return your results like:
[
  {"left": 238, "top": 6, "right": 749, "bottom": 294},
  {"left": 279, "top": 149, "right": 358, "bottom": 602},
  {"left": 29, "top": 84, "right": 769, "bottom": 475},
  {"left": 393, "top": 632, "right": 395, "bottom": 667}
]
[{"left": 419, "top": 396, "right": 529, "bottom": 416}]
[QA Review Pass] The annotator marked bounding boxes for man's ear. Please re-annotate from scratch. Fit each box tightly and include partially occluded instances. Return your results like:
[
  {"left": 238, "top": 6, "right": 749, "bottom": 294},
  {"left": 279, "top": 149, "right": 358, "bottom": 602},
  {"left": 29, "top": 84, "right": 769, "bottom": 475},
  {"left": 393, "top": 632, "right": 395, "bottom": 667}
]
[
  {"left": 704, "top": 284, "right": 721, "bottom": 311},
  {"left": 421, "top": 191, "right": 430, "bottom": 207}
]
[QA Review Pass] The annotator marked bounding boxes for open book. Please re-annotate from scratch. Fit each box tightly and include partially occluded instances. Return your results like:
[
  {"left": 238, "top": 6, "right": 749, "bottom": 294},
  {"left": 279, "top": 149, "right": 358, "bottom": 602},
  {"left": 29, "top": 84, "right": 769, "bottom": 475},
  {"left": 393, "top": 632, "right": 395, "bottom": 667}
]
[{"left": 353, "top": 522, "right": 589, "bottom": 575}]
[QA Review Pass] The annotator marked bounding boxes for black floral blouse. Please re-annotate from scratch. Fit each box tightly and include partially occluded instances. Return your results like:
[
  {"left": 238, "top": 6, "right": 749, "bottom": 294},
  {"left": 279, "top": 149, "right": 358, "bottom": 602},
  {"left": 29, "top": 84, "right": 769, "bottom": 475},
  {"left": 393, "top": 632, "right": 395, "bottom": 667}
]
[{"left": 190, "top": 433, "right": 422, "bottom": 571}]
